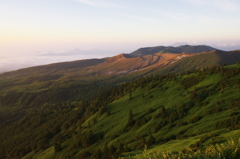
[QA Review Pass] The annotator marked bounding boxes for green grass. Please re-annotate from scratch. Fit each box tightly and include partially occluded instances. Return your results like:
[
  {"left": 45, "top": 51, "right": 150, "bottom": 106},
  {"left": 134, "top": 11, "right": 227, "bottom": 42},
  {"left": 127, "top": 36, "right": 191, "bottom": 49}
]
[
  {"left": 193, "top": 73, "right": 222, "bottom": 89},
  {"left": 66, "top": 68, "right": 240, "bottom": 158},
  {"left": 2, "top": 64, "right": 240, "bottom": 159},
  {"left": 135, "top": 131, "right": 240, "bottom": 159},
  {"left": 22, "top": 147, "right": 56, "bottom": 159}
]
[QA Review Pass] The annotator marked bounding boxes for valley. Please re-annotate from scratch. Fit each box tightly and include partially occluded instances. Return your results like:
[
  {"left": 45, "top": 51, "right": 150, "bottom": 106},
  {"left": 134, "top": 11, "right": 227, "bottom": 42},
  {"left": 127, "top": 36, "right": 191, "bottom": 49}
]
[{"left": 0, "top": 45, "right": 240, "bottom": 159}]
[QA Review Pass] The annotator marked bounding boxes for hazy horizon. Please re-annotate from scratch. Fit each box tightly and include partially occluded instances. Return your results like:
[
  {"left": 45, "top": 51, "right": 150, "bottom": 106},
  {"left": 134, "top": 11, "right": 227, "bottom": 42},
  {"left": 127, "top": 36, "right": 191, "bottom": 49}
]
[
  {"left": 1, "top": 0, "right": 240, "bottom": 72},
  {"left": 1, "top": 43, "right": 239, "bottom": 73}
]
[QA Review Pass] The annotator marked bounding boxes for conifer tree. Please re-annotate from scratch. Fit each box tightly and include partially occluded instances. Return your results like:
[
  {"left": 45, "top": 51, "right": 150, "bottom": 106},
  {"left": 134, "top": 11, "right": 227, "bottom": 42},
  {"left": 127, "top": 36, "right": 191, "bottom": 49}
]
[
  {"left": 102, "top": 143, "right": 109, "bottom": 158},
  {"left": 146, "top": 134, "right": 155, "bottom": 146},
  {"left": 109, "top": 145, "right": 116, "bottom": 156},
  {"left": 127, "top": 109, "right": 134, "bottom": 127},
  {"left": 117, "top": 143, "right": 124, "bottom": 154},
  {"left": 129, "top": 89, "right": 132, "bottom": 100},
  {"left": 54, "top": 142, "right": 62, "bottom": 152}
]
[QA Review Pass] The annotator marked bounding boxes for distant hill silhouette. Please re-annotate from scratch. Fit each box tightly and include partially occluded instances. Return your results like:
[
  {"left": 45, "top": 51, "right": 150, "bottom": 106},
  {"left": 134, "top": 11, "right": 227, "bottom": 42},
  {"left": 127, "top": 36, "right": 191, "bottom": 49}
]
[
  {"left": 2, "top": 47, "right": 240, "bottom": 90},
  {"left": 130, "top": 45, "right": 216, "bottom": 56},
  {"left": 1, "top": 46, "right": 240, "bottom": 159},
  {"left": 2, "top": 46, "right": 240, "bottom": 80}
]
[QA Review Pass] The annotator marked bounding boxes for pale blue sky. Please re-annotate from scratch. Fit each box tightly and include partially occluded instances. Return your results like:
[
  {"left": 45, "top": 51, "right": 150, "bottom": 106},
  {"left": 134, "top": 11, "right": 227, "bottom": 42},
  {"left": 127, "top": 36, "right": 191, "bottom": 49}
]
[{"left": 1, "top": 0, "right": 240, "bottom": 57}]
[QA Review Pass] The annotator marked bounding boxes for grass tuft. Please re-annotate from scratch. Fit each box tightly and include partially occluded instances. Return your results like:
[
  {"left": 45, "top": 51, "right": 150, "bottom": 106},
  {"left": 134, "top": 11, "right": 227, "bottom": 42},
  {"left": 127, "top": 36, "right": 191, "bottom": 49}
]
[{"left": 137, "top": 138, "right": 240, "bottom": 159}]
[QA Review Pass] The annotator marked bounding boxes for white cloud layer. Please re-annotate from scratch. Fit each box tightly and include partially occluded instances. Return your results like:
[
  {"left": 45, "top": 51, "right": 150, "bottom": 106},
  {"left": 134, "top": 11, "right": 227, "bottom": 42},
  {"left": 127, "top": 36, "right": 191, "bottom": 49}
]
[
  {"left": 0, "top": 55, "right": 93, "bottom": 73},
  {"left": 0, "top": 49, "right": 118, "bottom": 73}
]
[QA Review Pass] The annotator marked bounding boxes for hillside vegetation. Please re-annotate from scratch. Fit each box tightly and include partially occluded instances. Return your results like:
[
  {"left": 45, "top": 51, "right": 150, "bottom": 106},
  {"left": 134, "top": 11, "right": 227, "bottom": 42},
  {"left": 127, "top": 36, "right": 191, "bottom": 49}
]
[
  {"left": 130, "top": 45, "right": 215, "bottom": 56},
  {"left": 0, "top": 46, "right": 240, "bottom": 158},
  {"left": 1, "top": 62, "right": 240, "bottom": 158}
]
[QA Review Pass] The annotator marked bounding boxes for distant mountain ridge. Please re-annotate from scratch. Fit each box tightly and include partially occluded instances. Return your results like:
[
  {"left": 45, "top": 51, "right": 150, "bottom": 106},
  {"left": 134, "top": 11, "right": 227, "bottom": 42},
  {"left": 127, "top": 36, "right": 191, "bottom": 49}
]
[
  {"left": 130, "top": 45, "right": 216, "bottom": 56},
  {"left": 1, "top": 55, "right": 240, "bottom": 159},
  {"left": 2, "top": 45, "right": 240, "bottom": 79},
  {"left": 1, "top": 45, "right": 240, "bottom": 159}
]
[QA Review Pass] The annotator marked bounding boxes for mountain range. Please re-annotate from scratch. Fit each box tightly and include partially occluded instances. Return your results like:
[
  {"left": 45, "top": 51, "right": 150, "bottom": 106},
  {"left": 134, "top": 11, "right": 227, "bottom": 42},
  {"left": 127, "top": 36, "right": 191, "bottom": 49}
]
[
  {"left": 0, "top": 45, "right": 240, "bottom": 159},
  {"left": 2, "top": 45, "right": 239, "bottom": 82},
  {"left": 1, "top": 45, "right": 240, "bottom": 111},
  {"left": 130, "top": 45, "right": 216, "bottom": 56}
]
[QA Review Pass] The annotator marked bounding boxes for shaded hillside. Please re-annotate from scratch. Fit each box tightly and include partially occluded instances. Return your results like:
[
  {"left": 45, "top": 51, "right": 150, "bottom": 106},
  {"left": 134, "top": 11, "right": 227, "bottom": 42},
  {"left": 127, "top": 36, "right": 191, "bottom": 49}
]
[
  {"left": 156, "top": 50, "right": 240, "bottom": 75},
  {"left": 130, "top": 45, "right": 215, "bottom": 56},
  {"left": 0, "top": 45, "right": 240, "bottom": 158},
  {"left": 0, "top": 49, "right": 240, "bottom": 110},
  {"left": 89, "top": 49, "right": 240, "bottom": 81},
  {"left": 160, "top": 45, "right": 215, "bottom": 53},
  {"left": 228, "top": 50, "right": 240, "bottom": 62},
  {"left": 88, "top": 53, "right": 192, "bottom": 75},
  {"left": 0, "top": 46, "right": 233, "bottom": 82},
  {"left": 1, "top": 64, "right": 240, "bottom": 159},
  {"left": 130, "top": 46, "right": 166, "bottom": 56},
  {"left": 0, "top": 58, "right": 105, "bottom": 79}
]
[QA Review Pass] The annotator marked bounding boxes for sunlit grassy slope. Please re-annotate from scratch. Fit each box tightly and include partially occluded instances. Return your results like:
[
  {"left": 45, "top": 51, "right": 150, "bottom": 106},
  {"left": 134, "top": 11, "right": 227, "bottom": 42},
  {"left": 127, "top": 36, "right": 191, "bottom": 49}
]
[
  {"left": 156, "top": 50, "right": 240, "bottom": 75},
  {"left": 23, "top": 64, "right": 240, "bottom": 159},
  {"left": 1, "top": 49, "right": 240, "bottom": 158}
]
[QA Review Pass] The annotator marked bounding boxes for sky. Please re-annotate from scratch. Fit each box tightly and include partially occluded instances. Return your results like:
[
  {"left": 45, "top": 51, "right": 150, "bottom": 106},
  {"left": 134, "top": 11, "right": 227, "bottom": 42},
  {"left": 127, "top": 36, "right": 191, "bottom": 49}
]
[{"left": 1, "top": 0, "right": 240, "bottom": 72}]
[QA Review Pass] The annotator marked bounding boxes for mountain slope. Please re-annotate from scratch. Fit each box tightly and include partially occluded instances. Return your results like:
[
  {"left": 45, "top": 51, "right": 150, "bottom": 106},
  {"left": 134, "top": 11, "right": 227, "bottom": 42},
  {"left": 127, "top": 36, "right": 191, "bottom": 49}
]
[
  {"left": 130, "top": 45, "right": 216, "bottom": 56},
  {"left": 156, "top": 50, "right": 240, "bottom": 74},
  {"left": 0, "top": 45, "right": 240, "bottom": 158},
  {"left": 1, "top": 58, "right": 105, "bottom": 78},
  {"left": 15, "top": 63, "right": 240, "bottom": 159},
  {"left": 0, "top": 49, "right": 239, "bottom": 117},
  {"left": 1, "top": 46, "right": 237, "bottom": 82},
  {"left": 0, "top": 48, "right": 239, "bottom": 107},
  {"left": 88, "top": 53, "right": 191, "bottom": 75}
]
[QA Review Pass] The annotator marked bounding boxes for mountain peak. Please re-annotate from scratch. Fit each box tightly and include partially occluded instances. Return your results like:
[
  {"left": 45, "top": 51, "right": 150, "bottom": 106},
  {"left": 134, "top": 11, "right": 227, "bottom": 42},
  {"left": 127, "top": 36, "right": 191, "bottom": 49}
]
[
  {"left": 104, "top": 53, "right": 129, "bottom": 63},
  {"left": 208, "top": 49, "right": 227, "bottom": 54},
  {"left": 130, "top": 45, "right": 217, "bottom": 56}
]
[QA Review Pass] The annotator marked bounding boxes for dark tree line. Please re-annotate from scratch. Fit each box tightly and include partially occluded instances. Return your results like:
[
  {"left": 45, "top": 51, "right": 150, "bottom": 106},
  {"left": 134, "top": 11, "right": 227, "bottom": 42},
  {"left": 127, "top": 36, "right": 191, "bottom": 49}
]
[{"left": 0, "top": 64, "right": 240, "bottom": 158}]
